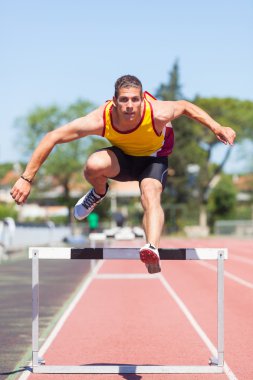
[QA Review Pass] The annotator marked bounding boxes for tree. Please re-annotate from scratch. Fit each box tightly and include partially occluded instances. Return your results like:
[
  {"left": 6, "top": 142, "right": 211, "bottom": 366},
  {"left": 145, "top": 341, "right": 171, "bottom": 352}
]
[
  {"left": 207, "top": 175, "right": 237, "bottom": 229},
  {"left": 192, "top": 96, "right": 253, "bottom": 204},
  {"left": 156, "top": 59, "right": 183, "bottom": 100},
  {"left": 14, "top": 99, "right": 98, "bottom": 223},
  {"left": 238, "top": 140, "right": 253, "bottom": 173},
  {"left": 156, "top": 60, "right": 204, "bottom": 209},
  {"left": 156, "top": 61, "right": 253, "bottom": 229},
  {"left": 0, "top": 203, "right": 18, "bottom": 220},
  {"left": 0, "top": 163, "right": 14, "bottom": 179}
]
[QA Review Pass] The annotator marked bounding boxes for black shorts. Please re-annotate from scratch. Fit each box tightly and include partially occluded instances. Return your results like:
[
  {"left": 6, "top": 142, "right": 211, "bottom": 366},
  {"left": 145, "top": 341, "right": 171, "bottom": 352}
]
[{"left": 106, "top": 146, "right": 168, "bottom": 189}]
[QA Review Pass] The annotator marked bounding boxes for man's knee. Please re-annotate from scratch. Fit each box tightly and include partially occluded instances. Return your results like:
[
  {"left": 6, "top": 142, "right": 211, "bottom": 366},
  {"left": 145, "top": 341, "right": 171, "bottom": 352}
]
[
  {"left": 84, "top": 153, "right": 105, "bottom": 179},
  {"left": 140, "top": 179, "right": 163, "bottom": 208},
  {"left": 84, "top": 150, "right": 120, "bottom": 180}
]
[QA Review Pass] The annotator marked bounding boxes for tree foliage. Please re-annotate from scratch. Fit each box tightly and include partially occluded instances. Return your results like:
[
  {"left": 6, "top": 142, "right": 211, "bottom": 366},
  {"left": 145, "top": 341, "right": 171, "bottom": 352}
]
[
  {"left": 0, "top": 163, "right": 13, "bottom": 179},
  {"left": 156, "top": 61, "right": 204, "bottom": 204},
  {"left": 207, "top": 175, "right": 237, "bottom": 228},
  {"left": 156, "top": 61, "right": 253, "bottom": 212},
  {"left": 156, "top": 60, "right": 183, "bottom": 101},
  {"left": 0, "top": 203, "right": 18, "bottom": 220},
  {"left": 14, "top": 99, "right": 99, "bottom": 222},
  {"left": 193, "top": 96, "right": 253, "bottom": 200}
]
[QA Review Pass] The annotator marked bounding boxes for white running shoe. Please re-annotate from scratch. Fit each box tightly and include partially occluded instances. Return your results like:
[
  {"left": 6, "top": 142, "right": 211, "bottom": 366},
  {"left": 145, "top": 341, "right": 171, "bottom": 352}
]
[
  {"left": 74, "top": 185, "right": 108, "bottom": 221},
  {"left": 139, "top": 243, "right": 161, "bottom": 274}
]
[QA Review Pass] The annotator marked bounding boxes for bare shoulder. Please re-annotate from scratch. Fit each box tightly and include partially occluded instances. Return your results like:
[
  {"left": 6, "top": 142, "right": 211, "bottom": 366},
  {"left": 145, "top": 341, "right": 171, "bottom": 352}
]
[
  {"left": 151, "top": 99, "right": 175, "bottom": 123},
  {"left": 71, "top": 102, "right": 108, "bottom": 136},
  {"left": 151, "top": 99, "right": 187, "bottom": 123},
  {"left": 82, "top": 102, "right": 106, "bottom": 126}
]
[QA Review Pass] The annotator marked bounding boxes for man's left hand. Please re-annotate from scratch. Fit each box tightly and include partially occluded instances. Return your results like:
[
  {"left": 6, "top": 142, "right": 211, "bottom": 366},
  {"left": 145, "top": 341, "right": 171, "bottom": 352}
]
[{"left": 215, "top": 126, "right": 236, "bottom": 145}]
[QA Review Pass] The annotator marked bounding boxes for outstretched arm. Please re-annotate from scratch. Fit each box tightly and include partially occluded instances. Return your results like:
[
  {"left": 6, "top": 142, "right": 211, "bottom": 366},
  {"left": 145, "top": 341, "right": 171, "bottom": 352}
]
[
  {"left": 10, "top": 107, "right": 104, "bottom": 205},
  {"left": 154, "top": 100, "right": 236, "bottom": 145},
  {"left": 173, "top": 100, "right": 236, "bottom": 144}
]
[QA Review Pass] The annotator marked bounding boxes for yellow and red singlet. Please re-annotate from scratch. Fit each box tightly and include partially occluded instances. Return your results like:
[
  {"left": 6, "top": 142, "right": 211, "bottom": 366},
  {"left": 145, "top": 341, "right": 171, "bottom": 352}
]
[{"left": 102, "top": 91, "right": 174, "bottom": 157}]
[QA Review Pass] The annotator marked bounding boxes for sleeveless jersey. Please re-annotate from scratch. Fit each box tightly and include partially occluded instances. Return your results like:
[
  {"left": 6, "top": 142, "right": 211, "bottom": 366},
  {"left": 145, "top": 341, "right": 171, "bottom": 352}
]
[{"left": 102, "top": 91, "right": 174, "bottom": 157}]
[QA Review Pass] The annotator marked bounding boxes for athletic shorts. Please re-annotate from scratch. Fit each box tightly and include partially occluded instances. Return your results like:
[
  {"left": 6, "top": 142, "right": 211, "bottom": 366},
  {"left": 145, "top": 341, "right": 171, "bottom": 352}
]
[{"left": 105, "top": 146, "right": 168, "bottom": 189}]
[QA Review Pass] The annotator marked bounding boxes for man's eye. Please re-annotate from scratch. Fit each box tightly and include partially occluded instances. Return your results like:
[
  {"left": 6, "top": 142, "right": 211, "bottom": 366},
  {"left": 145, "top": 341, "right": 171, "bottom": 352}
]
[{"left": 132, "top": 98, "right": 140, "bottom": 102}]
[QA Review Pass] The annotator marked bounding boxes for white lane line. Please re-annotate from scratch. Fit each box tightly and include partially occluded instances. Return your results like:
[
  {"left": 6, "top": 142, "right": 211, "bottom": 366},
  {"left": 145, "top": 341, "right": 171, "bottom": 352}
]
[
  {"left": 167, "top": 241, "right": 253, "bottom": 288},
  {"left": 18, "top": 260, "right": 104, "bottom": 380},
  {"left": 198, "top": 261, "right": 253, "bottom": 289},
  {"left": 229, "top": 254, "right": 253, "bottom": 266},
  {"left": 159, "top": 274, "right": 238, "bottom": 380},
  {"left": 95, "top": 273, "right": 160, "bottom": 279}
]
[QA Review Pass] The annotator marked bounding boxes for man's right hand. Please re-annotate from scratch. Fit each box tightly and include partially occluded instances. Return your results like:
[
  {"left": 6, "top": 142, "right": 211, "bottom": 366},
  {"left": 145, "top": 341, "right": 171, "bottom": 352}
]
[{"left": 10, "top": 178, "right": 31, "bottom": 205}]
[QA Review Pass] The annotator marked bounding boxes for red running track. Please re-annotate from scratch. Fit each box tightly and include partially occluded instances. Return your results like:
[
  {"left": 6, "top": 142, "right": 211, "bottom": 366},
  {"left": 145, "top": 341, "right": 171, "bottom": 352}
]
[{"left": 20, "top": 237, "right": 252, "bottom": 380}]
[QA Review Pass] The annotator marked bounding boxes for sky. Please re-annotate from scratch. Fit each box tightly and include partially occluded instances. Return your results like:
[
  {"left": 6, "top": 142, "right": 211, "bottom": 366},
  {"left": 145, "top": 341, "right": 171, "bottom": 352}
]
[{"left": 1, "top": 0, "right": 252, "bottom": 173}]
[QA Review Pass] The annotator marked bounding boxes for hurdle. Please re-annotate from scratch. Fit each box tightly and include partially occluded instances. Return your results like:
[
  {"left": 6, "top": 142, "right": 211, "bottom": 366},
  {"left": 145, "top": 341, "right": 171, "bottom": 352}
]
[{"left": 29, "top": 247, "right": 227, "bottom": 374}]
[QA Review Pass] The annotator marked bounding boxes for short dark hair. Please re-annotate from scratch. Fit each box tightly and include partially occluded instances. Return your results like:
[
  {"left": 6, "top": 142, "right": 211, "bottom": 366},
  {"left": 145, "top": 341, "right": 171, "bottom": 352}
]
[{"left": 114, "top": 75, "right": 142, "bottom": 98}]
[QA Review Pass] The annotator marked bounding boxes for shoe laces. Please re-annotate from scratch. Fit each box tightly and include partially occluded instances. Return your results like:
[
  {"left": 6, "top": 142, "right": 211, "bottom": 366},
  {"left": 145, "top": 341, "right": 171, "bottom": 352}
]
[{"left": 82, "top": 190, "right": 100, "bottom": 209}]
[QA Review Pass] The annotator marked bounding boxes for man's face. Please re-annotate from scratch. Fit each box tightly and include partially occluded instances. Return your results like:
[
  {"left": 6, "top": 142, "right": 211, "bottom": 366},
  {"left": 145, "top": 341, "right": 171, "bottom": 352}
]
[{"left": 114, "top": 87, "right": 143, "bottom": 121}]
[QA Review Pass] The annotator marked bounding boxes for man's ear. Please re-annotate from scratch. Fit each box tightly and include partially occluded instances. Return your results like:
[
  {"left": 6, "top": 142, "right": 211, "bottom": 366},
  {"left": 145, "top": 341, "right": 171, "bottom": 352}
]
[{"left": 112, "top": 96, "right": 117, "bottom": 107}]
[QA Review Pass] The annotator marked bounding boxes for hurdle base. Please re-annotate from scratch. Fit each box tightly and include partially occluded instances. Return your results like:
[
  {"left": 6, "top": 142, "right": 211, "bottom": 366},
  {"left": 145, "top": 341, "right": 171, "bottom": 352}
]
[{"left": 32, "top": 364, "right": 224, "bottom": 374}]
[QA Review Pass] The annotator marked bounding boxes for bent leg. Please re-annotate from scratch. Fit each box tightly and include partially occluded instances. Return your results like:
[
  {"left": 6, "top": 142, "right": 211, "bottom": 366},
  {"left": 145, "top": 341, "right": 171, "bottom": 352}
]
[
  {"left": 140, "top": 178, "right": 164, "bottom": 247},
  {"left": 84, "top": 149, "right": 120, "bottom": 194},
  {"left": 74, "top": 149, "right": 120, "bottom": 221}
]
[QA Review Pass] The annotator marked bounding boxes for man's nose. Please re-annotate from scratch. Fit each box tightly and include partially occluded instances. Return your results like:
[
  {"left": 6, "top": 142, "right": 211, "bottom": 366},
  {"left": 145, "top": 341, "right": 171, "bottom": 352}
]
[{"left": 126, "top": 100, "right": 133, "bottom": 108}]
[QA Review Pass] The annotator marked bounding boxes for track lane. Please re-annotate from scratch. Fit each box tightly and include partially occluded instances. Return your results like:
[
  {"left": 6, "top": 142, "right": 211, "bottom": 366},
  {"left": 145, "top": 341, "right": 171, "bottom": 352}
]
[
  {"left": 161, "top": 238, "right": 253, "bottom": 285},
  {"left": 161, "top": 238, "right": 253, "bottom": 379}
]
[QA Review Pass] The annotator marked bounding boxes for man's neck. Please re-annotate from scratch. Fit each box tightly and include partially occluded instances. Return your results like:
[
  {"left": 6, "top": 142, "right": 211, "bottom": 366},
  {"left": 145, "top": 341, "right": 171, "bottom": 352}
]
[{"left": 111, "top": 104, "right": 144, "bottom": 131}]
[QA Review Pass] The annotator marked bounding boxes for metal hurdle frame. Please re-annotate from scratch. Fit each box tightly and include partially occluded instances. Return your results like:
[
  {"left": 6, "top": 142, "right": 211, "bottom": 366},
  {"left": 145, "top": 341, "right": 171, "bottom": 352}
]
[{"left": 30, "top": 247, "right": 227, "bottom": 374}]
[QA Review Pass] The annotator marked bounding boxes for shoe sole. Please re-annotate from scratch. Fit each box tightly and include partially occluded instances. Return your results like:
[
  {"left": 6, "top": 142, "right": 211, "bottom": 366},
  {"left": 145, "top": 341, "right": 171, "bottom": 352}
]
[
  {"left": 73, "top": 198, "right": 102, "bottom": 222},
  {"left": 73, "top": 203, "right": 97, "bottom": 221},
  {"left": 73, "top": 210, "right": 86, "bottom": 221},
  {"left": 139, "top": 249, "right": 161, "bottom": 274}
]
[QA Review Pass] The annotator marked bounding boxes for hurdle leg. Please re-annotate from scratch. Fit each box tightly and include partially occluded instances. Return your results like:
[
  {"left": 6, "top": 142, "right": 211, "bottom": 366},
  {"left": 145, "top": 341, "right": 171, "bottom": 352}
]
[
  {"left": 209, "top": 249, "right": 225, "bottom": 366},
  {"left": 89, "top": 235, "right": 96, "bottom": 272},
  {"left": 32, "top": 249, "right": 39, "bottom": 367},
  {"left": 217, "top": 250, "right": 224, "bottom": 366}
]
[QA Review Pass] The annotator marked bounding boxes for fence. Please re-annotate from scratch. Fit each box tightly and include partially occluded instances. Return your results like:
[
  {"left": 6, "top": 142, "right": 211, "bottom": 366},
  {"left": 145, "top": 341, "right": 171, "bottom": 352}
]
[{"left": 214, "top": 220, "right": 253, "bottom": 236}]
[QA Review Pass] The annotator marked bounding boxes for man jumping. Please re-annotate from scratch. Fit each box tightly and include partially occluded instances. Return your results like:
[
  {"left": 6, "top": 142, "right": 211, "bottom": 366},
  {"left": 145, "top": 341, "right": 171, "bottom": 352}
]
[{"left": 10, "top": 75, "right": 236, "bottom": 274}]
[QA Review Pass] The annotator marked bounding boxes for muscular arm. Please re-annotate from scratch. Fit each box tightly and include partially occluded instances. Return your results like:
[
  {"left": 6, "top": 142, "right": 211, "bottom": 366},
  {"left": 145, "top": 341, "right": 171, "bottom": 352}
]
[
  {"left": 10, "top": 106, "right": 105, "bottom": 204},
  {"left": 153, "top": 100, "right": 236, "bottom": 145}
]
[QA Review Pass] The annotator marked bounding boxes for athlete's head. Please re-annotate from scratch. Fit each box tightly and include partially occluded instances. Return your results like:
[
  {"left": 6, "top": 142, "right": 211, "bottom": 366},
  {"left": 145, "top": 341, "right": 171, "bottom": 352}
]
[
  {"left": 113, "top": 75, "right": 143, "bottom": 121},
  {"left": 114, "top": 75, "right": 142, "bottom": 99}
]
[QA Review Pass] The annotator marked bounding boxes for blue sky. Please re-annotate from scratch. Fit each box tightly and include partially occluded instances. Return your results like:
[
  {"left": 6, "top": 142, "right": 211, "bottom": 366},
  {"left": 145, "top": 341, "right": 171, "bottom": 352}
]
[{"left": 1, "top": 0, "right": 252, "bottom": 172}]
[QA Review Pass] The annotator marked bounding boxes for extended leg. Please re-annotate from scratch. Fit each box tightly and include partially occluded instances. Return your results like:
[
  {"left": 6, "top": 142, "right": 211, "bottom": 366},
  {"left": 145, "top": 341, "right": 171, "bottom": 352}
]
[
  {"left": 140, "top": 178, "right": 164, "bottom": 247},
  {"left": 139, "top": 178, "right": 164, "bottom": 273}
]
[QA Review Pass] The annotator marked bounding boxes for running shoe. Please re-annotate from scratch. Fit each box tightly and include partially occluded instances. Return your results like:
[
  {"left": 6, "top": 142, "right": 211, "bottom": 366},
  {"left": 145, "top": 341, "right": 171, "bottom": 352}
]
[
  {"left": 74, "top": 185, "right": 108, "bottom": 221},
  {"left": 139, "top": 243, "right": 161, "bottom": 274}
]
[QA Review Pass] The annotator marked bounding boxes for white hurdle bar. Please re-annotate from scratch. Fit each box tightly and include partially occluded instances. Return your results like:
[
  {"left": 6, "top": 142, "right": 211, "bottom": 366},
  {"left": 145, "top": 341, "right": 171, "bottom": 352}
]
[{"left": 29, "top": 247, "right": 227, "bottom": 374}]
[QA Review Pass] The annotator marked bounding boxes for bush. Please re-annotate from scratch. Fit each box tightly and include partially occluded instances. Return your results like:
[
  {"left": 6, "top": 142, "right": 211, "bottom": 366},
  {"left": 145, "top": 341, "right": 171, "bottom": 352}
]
[
  {"left": 208, "top": 175, "right": 237, "bottom": 228},
  {"left": 0, "top": 203, "right": 18, "bottom": 220}
]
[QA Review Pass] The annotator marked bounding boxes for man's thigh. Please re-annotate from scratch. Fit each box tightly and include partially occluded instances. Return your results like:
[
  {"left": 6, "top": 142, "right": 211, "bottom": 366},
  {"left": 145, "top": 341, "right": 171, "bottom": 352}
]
[
  {"left": 105, "top": 146, "right": 134, "bottom": 181},
  {"left": 98, "top": 147, "right": 168, "bottom": 188},
  {"left": 139, "top": 157, "right": 168, "bottom": 190}
]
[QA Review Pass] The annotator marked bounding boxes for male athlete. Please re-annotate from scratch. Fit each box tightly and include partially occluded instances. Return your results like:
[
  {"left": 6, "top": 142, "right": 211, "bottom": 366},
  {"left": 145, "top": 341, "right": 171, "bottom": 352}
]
[{"left": 10, "top": 75, "right": 236, "bottom": 274}]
